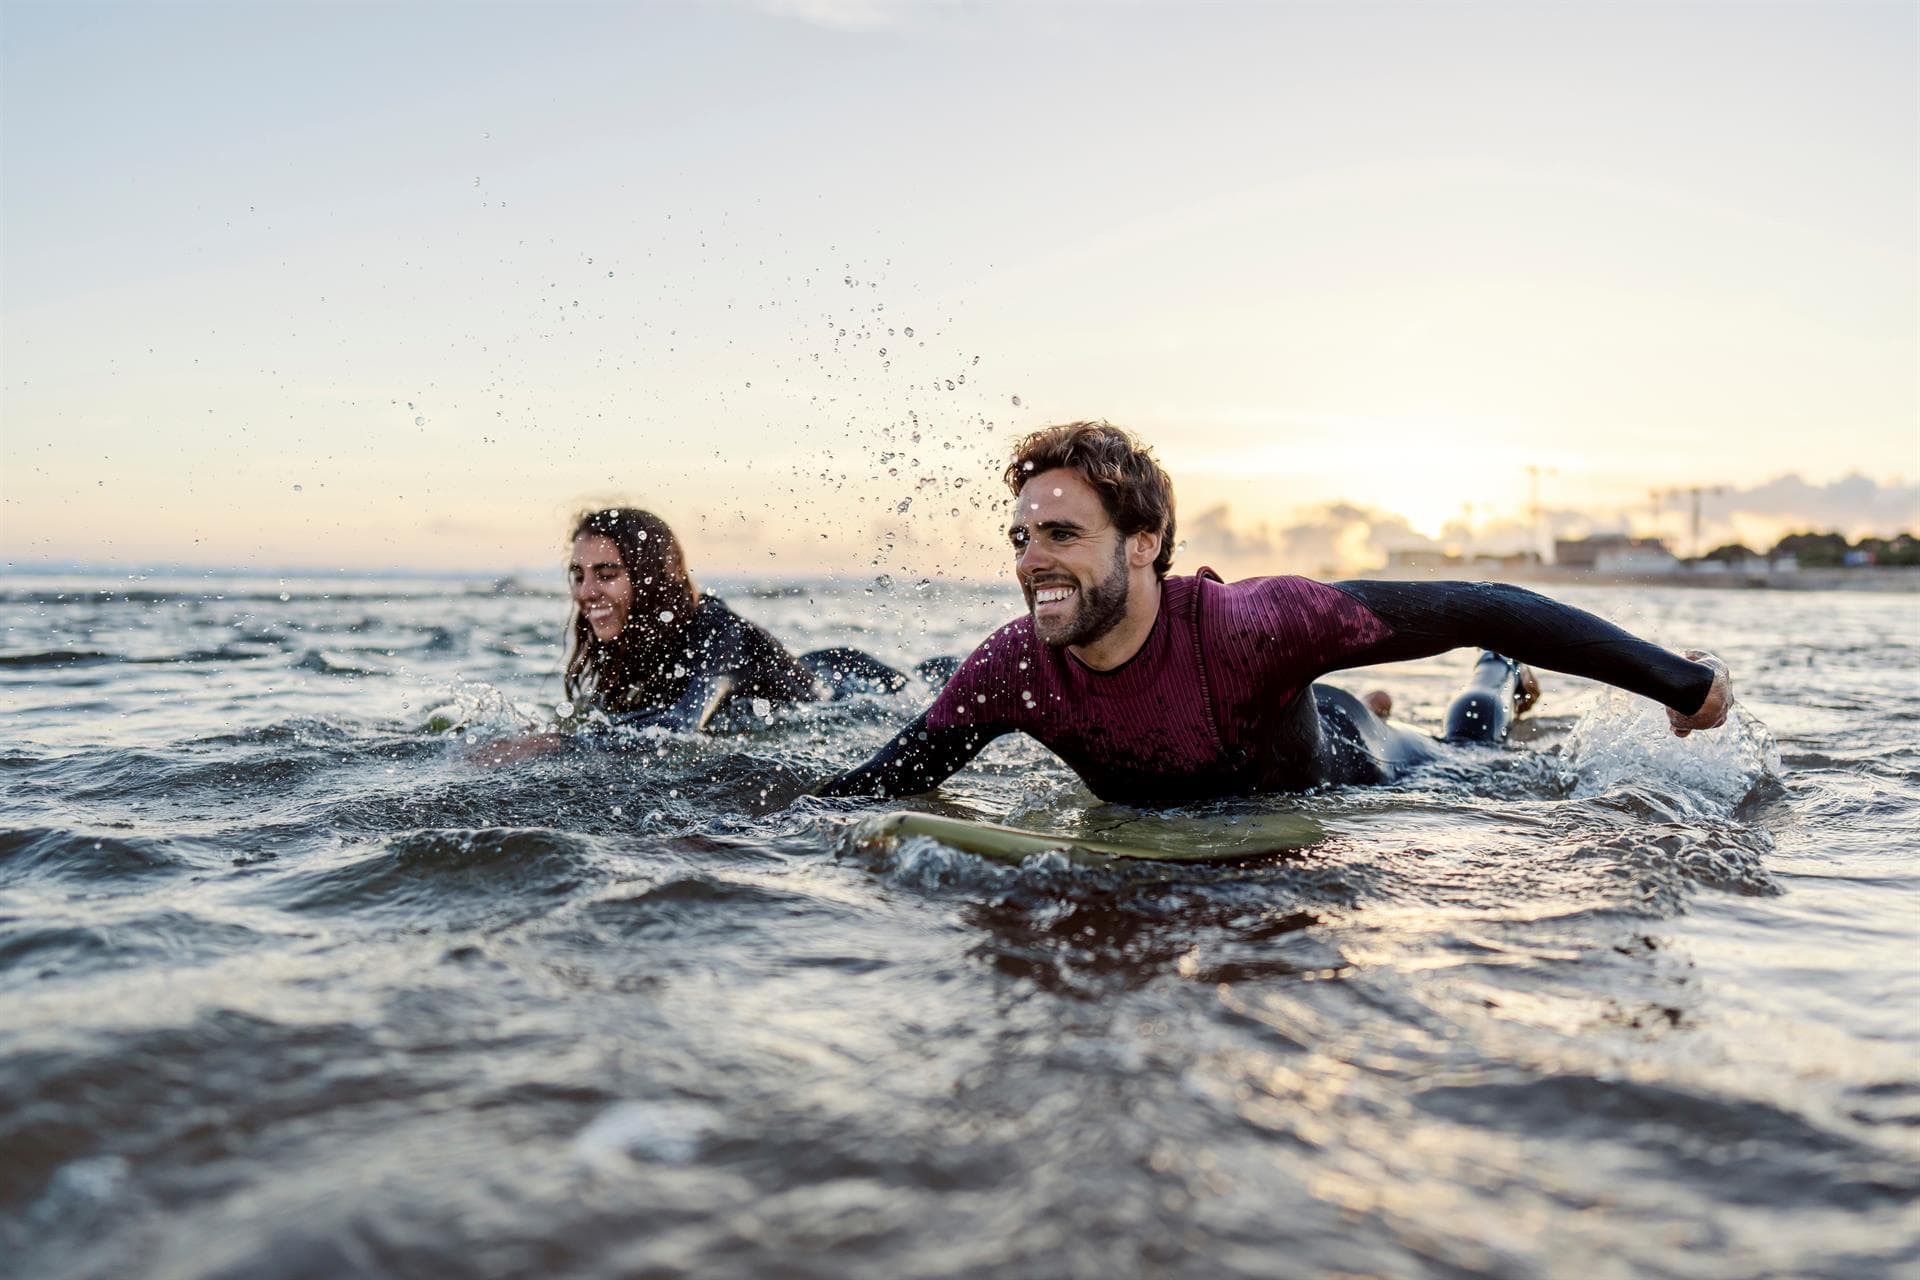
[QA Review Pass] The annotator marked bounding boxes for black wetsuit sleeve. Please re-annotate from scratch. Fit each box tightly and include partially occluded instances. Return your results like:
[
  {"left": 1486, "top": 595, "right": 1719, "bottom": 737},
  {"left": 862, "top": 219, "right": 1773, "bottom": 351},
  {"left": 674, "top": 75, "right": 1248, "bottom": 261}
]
[
  {"left": 815, "top": 711, "right": 1004, "bottom": 799},
  {"left": 1329, "top": 580, "right": 1715, "bottom": 715},
  {"left": 657, "top": 673, "right": 737, "bottom": 732}
]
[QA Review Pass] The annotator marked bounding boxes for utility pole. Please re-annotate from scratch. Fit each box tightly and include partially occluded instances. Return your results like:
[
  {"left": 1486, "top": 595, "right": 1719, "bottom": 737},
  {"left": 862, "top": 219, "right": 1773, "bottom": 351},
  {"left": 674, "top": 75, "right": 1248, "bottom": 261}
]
[
  {"left": 1659, "top": 486, "right": 1727, "bottom": 560},
  {"left": 1526, "top": 465, "right": 1558, "bottom": 564}
]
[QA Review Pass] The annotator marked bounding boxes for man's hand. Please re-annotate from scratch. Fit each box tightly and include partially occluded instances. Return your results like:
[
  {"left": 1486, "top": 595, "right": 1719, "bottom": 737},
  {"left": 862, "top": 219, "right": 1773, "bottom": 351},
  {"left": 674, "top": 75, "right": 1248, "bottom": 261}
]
[{"left": 1669, "top": 651, "right": 1732, "bottom": 737}]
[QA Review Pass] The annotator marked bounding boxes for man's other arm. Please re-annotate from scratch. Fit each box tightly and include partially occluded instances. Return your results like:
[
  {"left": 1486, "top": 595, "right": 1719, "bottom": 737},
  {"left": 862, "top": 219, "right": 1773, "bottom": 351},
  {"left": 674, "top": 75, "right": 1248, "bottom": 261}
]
[
  {"left": 815, "top": 712, "right": 1003, "bottom": 799},
  {"left": 1329, "top": 580, "right": 1728, "bottom": 731}
]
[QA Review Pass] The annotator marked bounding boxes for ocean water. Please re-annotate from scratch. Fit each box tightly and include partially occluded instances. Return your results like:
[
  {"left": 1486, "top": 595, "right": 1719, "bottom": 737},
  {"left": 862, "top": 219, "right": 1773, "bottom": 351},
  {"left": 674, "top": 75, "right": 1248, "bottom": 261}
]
[{"left": 2, "top": 573, "right": 1916, "bottom": 1279}]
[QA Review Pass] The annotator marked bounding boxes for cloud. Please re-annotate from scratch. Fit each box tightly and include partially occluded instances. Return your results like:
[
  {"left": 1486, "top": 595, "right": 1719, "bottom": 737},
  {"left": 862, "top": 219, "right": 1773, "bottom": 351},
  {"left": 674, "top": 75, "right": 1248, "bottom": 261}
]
[
  {"left": 1179, "top": 472, "right": 1920, "bottom": 579},
  {"left": 1636, "top": 472, "right": 1919, "bottom": 554},
  {"left": 1180, "top": 501, "right": 1441, "bottom": 577},
  {"left": 1717, "top": 472, "right": 1919, "bottom": 532}
]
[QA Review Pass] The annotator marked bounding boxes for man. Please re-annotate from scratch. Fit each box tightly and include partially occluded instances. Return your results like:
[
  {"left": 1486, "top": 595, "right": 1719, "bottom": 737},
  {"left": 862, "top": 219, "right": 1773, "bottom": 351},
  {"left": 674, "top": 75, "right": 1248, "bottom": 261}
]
[{"left": 820, "top": 421, "right": 1731, "bottom": 806}]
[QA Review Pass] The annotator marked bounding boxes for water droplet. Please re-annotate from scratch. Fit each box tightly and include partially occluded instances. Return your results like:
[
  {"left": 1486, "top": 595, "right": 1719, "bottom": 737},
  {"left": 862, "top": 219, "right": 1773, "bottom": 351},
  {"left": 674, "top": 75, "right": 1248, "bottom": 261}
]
[
  {"left": 414, "top": 415, "right": 426, "bottom": 426},
  {"left": 903, "top": 326, "right": 914, "bottom": 337},
  {"left": 293, "top": 483, "right": 304, "bottom": 493},
  {"left": 1012, "top": 395, "right": 1023, "bottom": 407},
  {"left": 556, "top": 700, "right": 574, "bottom": 717},
  {"left": 896, "top": 497, "right": 912, "bottom": 513},
  {"left": 751, "top": 697, "right": 773, "bottom": 719},
  {"left": 1053, "top": 488, "right": 1063, "bottom": 497},
  {"left": 658, "top": 610, "right": 675, "bottom": 623}
]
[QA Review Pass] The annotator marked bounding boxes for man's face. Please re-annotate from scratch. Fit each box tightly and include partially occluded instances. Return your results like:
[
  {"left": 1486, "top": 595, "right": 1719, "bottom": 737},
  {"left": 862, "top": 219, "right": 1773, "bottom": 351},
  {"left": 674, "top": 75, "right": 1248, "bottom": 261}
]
[{"left": 1009, "top": 468, "right": 1132, "bottom": 648}]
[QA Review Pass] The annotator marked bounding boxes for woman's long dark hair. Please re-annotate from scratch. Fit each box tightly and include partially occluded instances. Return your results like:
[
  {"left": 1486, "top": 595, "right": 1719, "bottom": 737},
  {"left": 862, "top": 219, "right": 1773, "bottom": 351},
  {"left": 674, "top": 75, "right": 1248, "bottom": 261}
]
[{"left": 563, "top": 508, "right": 699, "bottom": 712}]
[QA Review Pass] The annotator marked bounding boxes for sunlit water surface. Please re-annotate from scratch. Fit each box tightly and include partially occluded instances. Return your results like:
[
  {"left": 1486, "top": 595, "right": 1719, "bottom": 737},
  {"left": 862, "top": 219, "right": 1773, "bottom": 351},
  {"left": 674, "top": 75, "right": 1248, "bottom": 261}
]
[{"left": 2, "top": 574, "right": 1916, "bottom": 1279}]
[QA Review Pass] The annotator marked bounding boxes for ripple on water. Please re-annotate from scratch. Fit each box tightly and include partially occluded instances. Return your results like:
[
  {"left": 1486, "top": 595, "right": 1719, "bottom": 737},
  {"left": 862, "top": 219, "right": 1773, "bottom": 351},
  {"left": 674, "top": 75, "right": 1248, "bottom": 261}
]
[
  {"left": 262, "top": 827, "right": 608, "bottom": 927},
  {"left": 580, "top": 875, "right": 812, "bottom": 937},
  {"left": 1412, "top": 1072, "right": 1920, "bottom": 1211},
  {"left": 0, "top": 649, "right": 121, "bottom": 669},
  {"left": 0, "top": 909, "right": 277, "bottom": 990},
  {"left": 0, "top": 827, "right": 195, "bottom": 887}
]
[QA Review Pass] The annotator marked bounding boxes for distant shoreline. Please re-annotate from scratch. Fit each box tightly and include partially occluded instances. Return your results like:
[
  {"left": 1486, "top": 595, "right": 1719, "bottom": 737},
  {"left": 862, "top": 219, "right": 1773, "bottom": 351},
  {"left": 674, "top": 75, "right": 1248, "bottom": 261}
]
[{"left": 1354, "top": 565, "right": 1920, "bottom": 593}]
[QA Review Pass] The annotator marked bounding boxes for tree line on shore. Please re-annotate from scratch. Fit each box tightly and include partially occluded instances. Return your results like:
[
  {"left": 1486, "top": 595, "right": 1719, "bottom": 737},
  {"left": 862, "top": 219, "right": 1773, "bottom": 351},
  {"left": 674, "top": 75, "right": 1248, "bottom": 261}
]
[{"left": 1705, "top": 531, "right": 1919, "bottom": 568}]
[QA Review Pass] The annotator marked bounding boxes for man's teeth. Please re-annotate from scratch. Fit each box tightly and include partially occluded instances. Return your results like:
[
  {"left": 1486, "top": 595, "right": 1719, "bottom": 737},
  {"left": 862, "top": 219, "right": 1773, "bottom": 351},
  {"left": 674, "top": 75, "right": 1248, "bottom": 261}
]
[{"left": 1034, "top": 586, "right": 1075, "bottom": 604}]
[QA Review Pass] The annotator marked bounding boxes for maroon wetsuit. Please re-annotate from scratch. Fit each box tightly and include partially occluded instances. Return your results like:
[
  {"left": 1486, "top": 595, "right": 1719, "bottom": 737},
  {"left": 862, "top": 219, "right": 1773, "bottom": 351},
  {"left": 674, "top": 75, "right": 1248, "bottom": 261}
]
[{"left": 821, "top": 571, "right": 1716, "bottom": 805}]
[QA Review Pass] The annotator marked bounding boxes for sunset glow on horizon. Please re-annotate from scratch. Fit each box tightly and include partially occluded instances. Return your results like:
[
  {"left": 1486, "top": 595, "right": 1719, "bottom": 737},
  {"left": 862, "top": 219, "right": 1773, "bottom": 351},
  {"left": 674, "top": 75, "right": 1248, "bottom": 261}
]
[{"left": 3, "top": 1, "right": 1913, "bottom": 580}]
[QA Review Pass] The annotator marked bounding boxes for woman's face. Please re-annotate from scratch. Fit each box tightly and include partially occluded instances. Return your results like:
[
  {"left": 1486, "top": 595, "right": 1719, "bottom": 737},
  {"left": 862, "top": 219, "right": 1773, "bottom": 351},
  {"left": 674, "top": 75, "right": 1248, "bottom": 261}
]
[{"left": 569, "top": 533, "right": 635, "bottom": 643}]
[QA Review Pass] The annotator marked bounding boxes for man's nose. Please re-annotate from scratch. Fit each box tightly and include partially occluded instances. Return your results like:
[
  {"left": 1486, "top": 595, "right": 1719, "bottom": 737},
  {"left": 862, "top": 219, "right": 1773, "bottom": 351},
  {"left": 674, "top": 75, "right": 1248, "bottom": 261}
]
[{"left": 1016, "top": 540, "right": 1051, "bottom": 572}]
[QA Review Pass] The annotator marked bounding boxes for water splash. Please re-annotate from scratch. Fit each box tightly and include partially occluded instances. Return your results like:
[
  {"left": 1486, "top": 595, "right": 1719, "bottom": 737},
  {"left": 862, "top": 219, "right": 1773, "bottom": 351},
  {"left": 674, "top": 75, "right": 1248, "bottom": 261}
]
[
  {"left": 573, "top": 1100, "right": 723, "bottom": 1166},
  {"left": 1561, "top": 686, "right": 1781, "bottom": 810}
]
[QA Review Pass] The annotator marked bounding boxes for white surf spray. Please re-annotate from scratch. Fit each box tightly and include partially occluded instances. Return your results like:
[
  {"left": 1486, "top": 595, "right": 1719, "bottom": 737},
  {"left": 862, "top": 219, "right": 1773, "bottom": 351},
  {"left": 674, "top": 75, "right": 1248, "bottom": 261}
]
[
  {"left": 572, "top": 1099, "right": 724, "bottom": 1166},
  {"left": 1561, "top": 685, "right": 1782, "bottom": 810}
]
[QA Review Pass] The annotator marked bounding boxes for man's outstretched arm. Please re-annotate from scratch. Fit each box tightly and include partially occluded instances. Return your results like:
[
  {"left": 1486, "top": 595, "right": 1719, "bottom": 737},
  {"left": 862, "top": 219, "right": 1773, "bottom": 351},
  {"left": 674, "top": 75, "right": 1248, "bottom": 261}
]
[
  {"left": 815, "top": 712, "right": 1004, "bottom": 799},
  {"left": 1328, "top": 580, "right": 1731, "bottom": 734}
]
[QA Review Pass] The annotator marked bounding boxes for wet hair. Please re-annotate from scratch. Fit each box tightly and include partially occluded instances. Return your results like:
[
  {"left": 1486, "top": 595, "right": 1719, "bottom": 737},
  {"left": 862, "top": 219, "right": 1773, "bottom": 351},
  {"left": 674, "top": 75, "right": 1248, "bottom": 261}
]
[
  {"left": 1003, "top": 421, "right": 1177, "bottom": 578},
  {"left": 563, "top": 507, "right": 700, "bottom": 710}
]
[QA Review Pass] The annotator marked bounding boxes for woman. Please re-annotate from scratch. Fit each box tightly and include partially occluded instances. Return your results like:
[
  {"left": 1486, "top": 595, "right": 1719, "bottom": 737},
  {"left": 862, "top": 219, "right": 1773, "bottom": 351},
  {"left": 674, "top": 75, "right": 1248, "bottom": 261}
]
[{"left": 563, "top": 507, "right": 909, "bottom": 732}]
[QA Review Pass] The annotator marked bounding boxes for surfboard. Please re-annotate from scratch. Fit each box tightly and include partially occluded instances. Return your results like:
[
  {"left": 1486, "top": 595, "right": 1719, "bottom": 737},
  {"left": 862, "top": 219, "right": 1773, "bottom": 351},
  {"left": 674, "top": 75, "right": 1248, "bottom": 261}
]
[{"left": 858, "top": 808, "right": 1324, "bottom": 865}]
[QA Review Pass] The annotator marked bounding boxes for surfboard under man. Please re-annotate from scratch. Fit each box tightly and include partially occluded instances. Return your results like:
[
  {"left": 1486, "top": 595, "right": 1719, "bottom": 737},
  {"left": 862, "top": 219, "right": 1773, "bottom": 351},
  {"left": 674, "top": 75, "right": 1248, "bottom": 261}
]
[{"left": 819, "top": 421, "right": 1731, "bottom": 806}]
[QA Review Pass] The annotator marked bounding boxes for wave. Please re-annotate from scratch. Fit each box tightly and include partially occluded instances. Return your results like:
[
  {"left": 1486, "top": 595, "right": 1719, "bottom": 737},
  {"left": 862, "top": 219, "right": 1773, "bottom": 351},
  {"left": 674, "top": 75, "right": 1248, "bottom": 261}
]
[
  {"left": 0, "top": 650, "right": 120, "bottom": 669},
  {"left": 290, "top": 650, "right": 390, "bottom": 677},
  {"left": 260, "top": 827, "right": 609, "bottom": 926},
  {"left": 0, "top": 645, "right": 288, "bottom": 671},
  {"left": 1413, "top": 1073, "right": 1919, "bottom": 1209},
  {"left": 0, "top": 584, "right": 535, "bottom": 607},
  {"left": 0, "top": 827, "right": 195, "bottom": 886},
  {"left": 578, "top": 874, "right": 811, "bottom": 938},
  {"left": 0, "top": 910, "right": 273, "bottom": 990}
]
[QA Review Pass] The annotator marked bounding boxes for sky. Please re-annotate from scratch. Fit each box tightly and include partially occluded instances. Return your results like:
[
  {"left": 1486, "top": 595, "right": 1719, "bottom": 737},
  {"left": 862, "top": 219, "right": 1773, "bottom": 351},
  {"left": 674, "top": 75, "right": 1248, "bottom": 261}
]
[{"left": 3, "top": 0, "right": 1915, "bottom": 579}]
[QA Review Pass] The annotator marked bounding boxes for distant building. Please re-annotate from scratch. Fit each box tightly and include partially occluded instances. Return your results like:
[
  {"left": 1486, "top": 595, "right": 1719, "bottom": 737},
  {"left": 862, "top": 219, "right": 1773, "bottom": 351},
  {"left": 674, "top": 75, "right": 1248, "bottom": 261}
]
[
  {"left": 1554, "top": 535, "right": 1679, "bottom": 574},
  {"left": 1691, "top": 549, "right": 1758, "bottom": 573}
]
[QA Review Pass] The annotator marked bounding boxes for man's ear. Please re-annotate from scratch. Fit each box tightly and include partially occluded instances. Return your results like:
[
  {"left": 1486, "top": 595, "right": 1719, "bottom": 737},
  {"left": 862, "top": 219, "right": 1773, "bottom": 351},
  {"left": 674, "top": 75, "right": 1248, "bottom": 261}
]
[{"left": 1126, "top": 528, "right": 1160, "bottom": 569}]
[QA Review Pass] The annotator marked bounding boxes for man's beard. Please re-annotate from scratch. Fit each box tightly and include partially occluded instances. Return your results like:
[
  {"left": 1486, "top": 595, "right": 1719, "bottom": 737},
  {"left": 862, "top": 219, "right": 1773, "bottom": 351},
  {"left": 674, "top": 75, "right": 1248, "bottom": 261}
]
[{"left": 1033, "top": 540, "right": 1130, "bottom": 648}]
